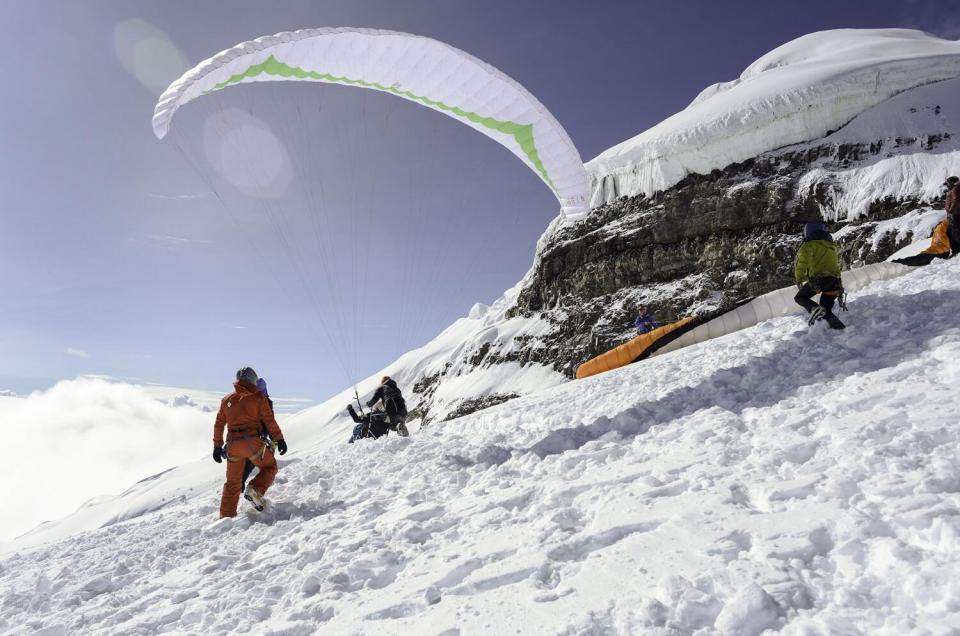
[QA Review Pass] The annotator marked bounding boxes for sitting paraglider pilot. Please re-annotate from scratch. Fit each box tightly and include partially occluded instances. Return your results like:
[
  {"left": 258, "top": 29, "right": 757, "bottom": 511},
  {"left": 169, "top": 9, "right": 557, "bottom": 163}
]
[
  {"left": 346, "top": 376, "right": 409, "bottom": 443},
  {"left": 634, "top": 304, "right": 658, "bottom": 334},
  {"left": 346, "top": 402, "right": 392, "bottom": 443},
  {"left": 367, "top": 376, "right": 408, "bottom": 437}
]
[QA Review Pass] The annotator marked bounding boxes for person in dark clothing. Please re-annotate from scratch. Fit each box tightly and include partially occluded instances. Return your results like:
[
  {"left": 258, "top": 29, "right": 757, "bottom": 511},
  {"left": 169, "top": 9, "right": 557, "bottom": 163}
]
[
  {"left": 241, "top": 377, "right": 275, "bottom": 492},
  {"left": 634, "top": 305, "right": 658, "bottom": 334},
  {"left": 346, "top": 403, "right": 392, "bottom": 443},
  {"left": 345, "top": 376, "right": 410, "bottom": 443},
  {"left": 365, "top": 376, "right": 409, "bottom": 437},
  {"left": 794, "top": 222, "right": 846, "bottom": 330},
  {"left": 893, "top": 176, "right": 960, "bottom": 267}
]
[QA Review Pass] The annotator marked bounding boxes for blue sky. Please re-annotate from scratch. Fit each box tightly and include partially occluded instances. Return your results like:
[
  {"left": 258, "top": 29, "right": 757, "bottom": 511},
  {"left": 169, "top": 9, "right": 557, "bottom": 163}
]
[{"left": 1, "top": 0, "right": 956, "bottom": 403}]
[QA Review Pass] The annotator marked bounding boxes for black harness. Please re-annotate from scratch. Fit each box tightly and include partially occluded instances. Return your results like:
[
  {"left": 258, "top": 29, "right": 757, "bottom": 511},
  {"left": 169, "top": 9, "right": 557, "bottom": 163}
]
[{"left": 947, "top": 217, "right": 960, "bottom": 254}]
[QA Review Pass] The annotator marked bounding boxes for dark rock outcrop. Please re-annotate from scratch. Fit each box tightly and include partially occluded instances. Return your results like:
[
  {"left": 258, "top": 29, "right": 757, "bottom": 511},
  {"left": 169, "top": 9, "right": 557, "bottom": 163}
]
[{"left": 505, "top": 136, "right": 948, "bottom": 375}]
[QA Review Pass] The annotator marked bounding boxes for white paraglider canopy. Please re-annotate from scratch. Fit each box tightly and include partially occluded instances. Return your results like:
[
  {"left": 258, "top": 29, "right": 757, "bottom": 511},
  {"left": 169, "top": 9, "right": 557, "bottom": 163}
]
[{"left": 153, "top": 27, "right": 590, "bottom": 219}]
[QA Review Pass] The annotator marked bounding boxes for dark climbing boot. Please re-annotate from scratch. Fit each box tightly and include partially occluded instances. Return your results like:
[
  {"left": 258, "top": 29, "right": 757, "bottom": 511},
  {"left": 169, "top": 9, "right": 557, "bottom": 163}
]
[
  {"left": 824, "top": 313, "right": 846, "bottom": 330},
  {"left": 807, "top": 306, "right": 825, "bottom": 326}
]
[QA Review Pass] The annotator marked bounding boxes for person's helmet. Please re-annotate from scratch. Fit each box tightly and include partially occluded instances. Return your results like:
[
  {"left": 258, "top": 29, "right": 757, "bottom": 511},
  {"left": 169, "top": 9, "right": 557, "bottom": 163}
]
[
  {"left": 804, "top": 222, "right": 827, "bottom": 240},
  {"left": 946, "top": 176, "right": 959, "bottom": 186},
  {"left": 236, "top": 366, "right": 258, "bottom": 386},
  {"left": 380, "top": 375, "right": 391, "bottom": 385},
  {"left": 256, "top": 377, "right": 269, "bottom": 396}
]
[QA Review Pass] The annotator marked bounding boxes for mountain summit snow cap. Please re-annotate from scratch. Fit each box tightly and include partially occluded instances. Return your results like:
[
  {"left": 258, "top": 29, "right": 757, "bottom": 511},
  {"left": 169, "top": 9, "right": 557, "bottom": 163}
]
[
  {"left": 586, "top": 29, "right": 960, "bottom": 205},
  {"left": 236, "top": 366, "right": 258, "bottom": 386}
]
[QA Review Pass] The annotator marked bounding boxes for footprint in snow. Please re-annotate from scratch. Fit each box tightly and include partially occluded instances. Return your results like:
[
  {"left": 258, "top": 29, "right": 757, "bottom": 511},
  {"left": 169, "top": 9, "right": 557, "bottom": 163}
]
[
  {"left": 429, "top": 549, "right": 515, "bottom": 590},
  {"left": 404, "top": 504, "right": 446, "bottom": 523},
  {"left": 546, "top": 522, "right": 661, "bottom": 563},
  {"left": 780, "top": 441, "right": 821, "bottom": 465},
  {"left": 726, "top": 484, "right": 757, "bottom": 510},
  {"left": 364, "top": 600, "right": 426, "bottom": 620},
  {"left": 446, "top": 566, "right": 539, "bottom": 595},
  {"left": 643, "top": 481, "right": 689, "bottom": 499},
  {"left": 704, "top": 529, "right": 753, "bottom": 561}
]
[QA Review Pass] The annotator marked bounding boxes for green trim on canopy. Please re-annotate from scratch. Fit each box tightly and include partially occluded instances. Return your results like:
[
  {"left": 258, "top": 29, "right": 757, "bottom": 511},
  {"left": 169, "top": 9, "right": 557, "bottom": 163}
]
[{"left": 205, "top": 55, "right": 556, "bottom": 192}]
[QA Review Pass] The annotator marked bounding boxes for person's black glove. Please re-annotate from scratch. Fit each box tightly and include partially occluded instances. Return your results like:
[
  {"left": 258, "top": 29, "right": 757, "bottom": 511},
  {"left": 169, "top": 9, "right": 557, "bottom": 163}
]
[
  {"left": 277, "top": 439, "right": 288, "bottom": 455},
  {"left": 347, "top": 404, "right": 356, "bottom": 413},
  {"left": 213, "top": 446, "right": 223, "bottom": 463}
]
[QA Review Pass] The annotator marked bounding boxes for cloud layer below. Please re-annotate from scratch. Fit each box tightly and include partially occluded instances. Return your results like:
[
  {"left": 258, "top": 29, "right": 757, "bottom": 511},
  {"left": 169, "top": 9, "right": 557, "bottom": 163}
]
[{"left": 2, "top": 377, "right": 212, "bottom": 541}]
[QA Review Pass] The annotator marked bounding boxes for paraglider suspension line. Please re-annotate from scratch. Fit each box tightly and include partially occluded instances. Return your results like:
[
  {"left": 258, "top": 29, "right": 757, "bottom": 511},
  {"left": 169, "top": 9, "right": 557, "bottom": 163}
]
[{"left": 354, "top": 387, "right": 365, "bottom": 417}]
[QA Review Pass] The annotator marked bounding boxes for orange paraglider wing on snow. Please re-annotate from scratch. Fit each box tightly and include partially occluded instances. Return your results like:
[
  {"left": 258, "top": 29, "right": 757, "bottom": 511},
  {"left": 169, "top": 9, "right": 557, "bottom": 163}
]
[{"left": 575, "top": 317, "right": 697, "bottom": 380}]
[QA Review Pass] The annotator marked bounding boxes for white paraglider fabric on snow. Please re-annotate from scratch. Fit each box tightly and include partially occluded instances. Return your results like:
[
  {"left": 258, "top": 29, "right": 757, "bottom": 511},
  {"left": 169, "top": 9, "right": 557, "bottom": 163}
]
[{"left": 655, "top": 261, "right": 912, "bottom": 357}]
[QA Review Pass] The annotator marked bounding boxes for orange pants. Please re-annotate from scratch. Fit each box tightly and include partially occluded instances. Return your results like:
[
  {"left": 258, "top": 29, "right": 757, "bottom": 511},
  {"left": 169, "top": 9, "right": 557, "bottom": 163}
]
[{"left": 220, "top": 438, "right": 277, "bottom": 518}]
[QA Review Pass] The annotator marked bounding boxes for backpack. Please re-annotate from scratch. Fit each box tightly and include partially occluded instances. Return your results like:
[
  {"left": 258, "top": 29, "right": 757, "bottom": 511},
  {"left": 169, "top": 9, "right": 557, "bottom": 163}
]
[
  {"left": 948, "top": 217, "right": 960, "bottom": 254},
  {"left": 365, "top": 411, "right": 390, "bottom": 438},
  {"left": 947, "top": 184, "right": 960, "bottom": 215},
  {"left": 382, "top": 384, "right": 407, "bottom": 420}
]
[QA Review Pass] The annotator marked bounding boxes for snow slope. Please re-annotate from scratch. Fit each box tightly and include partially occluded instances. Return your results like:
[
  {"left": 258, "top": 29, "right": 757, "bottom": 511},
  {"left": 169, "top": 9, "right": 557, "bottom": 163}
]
[
  {"left": 3, "top": 278, "right": 566, "bottom": 551},
  {"left": 588, "top": 29, "right": 960, "bottom": 206},
  {"left": 4, "top": 257, "right": 960, "bottom": 634}
]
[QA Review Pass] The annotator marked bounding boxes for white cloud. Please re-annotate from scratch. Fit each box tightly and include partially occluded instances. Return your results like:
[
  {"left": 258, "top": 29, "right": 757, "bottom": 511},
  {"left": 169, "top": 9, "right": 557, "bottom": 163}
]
[
  {"left": 79, "top": 374, "right": 312, "bottom": 414},
  {"left": 81, "top": 374, "right": 225, "bottom": 411},
  {"left": 147, "top": 192, "right": 213, "bottom": 201},
  {"left": 65, "top": 347, "right": 89, "bottom": 358},
  {"left": 0, "top": 378, "right": 212, "bottom": 541},
  {"left": 166, "top": 393, "right": 213, "bottom": 412},
  {"left": 144, "top": 234, "right": 213, "bottom": 246}
]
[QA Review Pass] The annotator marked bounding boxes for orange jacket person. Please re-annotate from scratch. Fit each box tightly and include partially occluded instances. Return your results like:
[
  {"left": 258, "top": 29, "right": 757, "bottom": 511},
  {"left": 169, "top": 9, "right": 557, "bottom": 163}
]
[{"left": 212, "top": 366, "right": 287, "bottom": 517}]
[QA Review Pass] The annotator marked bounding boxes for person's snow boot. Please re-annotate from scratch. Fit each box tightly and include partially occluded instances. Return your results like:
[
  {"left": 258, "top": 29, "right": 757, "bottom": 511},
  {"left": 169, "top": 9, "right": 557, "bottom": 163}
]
[
  {"left": 244, "top": 485, "right": 265, "bottom": 512},
  {"left": 807, "top": 306, "right": 825, "bottom": 326},
  {"left": 824, "top": 313, "right": 846, "bottom": 330},
  {"left": 397, "top": 422, "right": 409, "bottom": 437}
]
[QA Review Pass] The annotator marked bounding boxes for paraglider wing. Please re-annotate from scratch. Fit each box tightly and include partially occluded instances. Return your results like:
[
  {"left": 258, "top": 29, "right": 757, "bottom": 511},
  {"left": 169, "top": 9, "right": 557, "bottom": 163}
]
[
  {"left": 575, "top": 317, "right": 698, "bottom": 380},
  {"left": 153, "top": 27, "right": 591, "bottom": 219},
  {"left": 651, "top": 262, "right": 911, "bottom": 358}
]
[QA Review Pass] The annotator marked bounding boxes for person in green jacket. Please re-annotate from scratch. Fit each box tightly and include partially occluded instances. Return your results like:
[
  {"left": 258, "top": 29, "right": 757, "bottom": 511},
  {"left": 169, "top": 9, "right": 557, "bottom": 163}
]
[{"left": 794, "top": 222, "right": 845, "bottom": 330}]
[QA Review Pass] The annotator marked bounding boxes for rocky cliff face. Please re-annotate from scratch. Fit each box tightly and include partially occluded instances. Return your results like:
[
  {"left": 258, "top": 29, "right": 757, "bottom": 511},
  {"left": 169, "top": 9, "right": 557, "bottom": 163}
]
[
  {"left": 507, "top": 133, "right": 952, "bottom": 372},
  {"left": 409, "top": 132, "right": 951, "bottom": 424},
  {"left": 405, "top": 72, "right": 960, "bottom": 425}
]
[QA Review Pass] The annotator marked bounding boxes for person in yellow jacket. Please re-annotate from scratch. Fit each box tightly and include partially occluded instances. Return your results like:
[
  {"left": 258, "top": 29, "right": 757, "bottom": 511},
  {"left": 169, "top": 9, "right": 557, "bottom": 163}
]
[
  {"left": 894, "top": 176, "right": 960, "bottom": 267},
  {"left": 794, "top": 222, "right": 845, "bottom": 330}
]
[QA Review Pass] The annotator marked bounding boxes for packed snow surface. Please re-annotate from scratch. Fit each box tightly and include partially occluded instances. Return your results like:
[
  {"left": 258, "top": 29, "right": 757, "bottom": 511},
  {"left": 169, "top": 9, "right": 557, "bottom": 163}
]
[
  {"left": 4, "top": 256, "right": 960, "bottom": 633},
  {"left": 2, "top": 279, "right": 566, "bottom": 552},
  {"left": 588, "top": 29, "right": 960, "bottom": 205}
]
